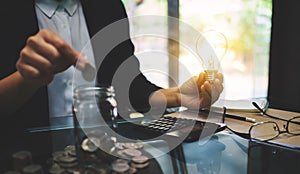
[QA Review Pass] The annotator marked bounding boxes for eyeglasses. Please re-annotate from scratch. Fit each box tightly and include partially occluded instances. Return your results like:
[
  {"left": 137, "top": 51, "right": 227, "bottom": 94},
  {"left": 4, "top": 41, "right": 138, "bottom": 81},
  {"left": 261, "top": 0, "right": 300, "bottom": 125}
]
[{"left": 224, "top": 104, "right": 300, "bottom": 141}]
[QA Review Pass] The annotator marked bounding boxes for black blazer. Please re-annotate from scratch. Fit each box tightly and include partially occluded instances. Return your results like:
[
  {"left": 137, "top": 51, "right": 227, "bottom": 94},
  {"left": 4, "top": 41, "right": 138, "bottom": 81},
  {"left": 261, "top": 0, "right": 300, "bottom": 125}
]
[{"left": 0, "top": 0, "right": 159, "bottom": 166}]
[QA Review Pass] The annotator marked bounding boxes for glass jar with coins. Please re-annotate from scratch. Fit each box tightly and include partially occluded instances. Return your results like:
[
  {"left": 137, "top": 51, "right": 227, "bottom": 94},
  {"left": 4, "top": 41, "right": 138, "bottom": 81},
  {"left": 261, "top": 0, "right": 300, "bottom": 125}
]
[{"left": 73, "top": 85, "right": 118, "bottom": 169}]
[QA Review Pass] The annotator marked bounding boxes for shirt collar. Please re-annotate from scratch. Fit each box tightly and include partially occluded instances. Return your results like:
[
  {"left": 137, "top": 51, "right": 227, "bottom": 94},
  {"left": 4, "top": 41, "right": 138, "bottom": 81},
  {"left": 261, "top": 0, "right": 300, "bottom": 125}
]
[{"left": 35, "top": 0, "right": 78, "bottom": 18}]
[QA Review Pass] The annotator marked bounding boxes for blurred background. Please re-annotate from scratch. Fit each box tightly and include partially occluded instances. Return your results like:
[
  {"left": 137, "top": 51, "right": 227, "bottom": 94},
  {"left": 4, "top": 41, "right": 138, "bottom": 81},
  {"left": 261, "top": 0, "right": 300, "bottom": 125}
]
[{"left": 121, "top": 0, "right": 272, "bottom": 100}]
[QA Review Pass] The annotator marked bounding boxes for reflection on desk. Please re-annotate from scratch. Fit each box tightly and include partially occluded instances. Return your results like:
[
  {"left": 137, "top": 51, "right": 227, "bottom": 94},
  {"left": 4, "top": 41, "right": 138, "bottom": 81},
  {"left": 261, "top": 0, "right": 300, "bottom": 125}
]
[
  {"left": 183, "top": 131, "right": 248, "bottom": 174},
  {"left": 2, "top": 108, "right": 300, "bottom": 174},
  {"left": 248, "top": 140, "right": 300, "bottom": 174}
]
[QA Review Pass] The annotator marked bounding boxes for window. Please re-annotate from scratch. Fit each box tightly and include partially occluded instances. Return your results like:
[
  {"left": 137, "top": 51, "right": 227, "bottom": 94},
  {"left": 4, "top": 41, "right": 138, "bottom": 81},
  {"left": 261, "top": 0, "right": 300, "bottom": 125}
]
[{"left": 122, "top": 0, "right": 272, "bottom": 100}]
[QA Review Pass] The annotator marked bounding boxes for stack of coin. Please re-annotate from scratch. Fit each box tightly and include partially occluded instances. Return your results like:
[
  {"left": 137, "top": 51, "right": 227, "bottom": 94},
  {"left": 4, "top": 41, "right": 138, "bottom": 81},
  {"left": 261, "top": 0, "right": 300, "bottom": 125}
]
[
  {"left": 64, "top": 145, "right": 77, "bottom": 157},
  {"left": 48, "top": 166, "right": 66, "bottom": 174},
  {"left": 114, "top": 142, "right": 144, "bottom": 160},
  {"left": 112, "top": 142, "right": 150, "bottom": 173},
  {"left": 131, "top": 155, "right": 150, "bottom": 169},
  {"left": 52, "top": 151, "right": 65, "bottom": 164},
  {"left": 57, "top": 155, "right": 78, "bottom": 169},
  {"left": 49, "top": 146, "right": 81, "bottom": 173},
  {"left": 111, "top": 159, "right": 130, "bottom": 174},
  {"left": 123, "top": 143, "right": 144, "bottom": 150},
  {"left": 22, "top": 164, "right": 44, "bottom": 174},
  {"left": 12, "top": 151, "right": 32, "bottom": 172},
  {"left": 3, "top": 171, "right": 21, "bottom": 174}
]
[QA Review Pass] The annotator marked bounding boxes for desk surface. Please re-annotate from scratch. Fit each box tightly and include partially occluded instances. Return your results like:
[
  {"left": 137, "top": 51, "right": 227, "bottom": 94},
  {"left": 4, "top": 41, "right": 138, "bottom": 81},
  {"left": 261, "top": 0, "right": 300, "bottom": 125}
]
[{"left": 2, "top": 108, "right": 300, "bottom": 174}]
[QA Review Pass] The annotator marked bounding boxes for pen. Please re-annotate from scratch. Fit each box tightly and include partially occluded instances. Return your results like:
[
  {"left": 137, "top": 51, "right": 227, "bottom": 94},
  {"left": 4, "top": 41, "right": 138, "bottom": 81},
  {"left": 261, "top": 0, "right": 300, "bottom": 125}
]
[{"left": 224, "top": 113, "right": 256, "bottom": 123}]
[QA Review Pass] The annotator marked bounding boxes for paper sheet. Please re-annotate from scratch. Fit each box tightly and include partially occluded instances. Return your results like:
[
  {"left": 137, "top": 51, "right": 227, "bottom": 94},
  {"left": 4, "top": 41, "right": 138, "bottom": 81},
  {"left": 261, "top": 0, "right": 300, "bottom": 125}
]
[{"left": 212, "top": 98, "right": 269, "bottom": 112}]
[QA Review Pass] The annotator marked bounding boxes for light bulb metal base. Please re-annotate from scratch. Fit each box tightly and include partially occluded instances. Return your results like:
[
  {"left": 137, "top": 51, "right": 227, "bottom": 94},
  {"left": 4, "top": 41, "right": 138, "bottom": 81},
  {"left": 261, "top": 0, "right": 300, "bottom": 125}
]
[{"left": 204, "top": 70, "right": 218, "bottom": 82}]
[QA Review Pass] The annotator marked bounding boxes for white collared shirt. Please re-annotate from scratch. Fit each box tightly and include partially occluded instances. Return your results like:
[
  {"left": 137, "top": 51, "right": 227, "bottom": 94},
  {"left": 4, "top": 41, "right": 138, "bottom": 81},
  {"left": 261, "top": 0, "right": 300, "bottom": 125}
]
[{"left": 35, "top": 0, "right": 95, "bottom": 117}]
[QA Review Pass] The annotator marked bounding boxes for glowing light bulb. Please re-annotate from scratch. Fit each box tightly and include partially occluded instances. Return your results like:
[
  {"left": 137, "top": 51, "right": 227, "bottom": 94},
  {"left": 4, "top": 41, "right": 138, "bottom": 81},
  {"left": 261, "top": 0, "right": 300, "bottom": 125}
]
[{"left": 196, "top": 30, "right": 228, "bottom": 82}]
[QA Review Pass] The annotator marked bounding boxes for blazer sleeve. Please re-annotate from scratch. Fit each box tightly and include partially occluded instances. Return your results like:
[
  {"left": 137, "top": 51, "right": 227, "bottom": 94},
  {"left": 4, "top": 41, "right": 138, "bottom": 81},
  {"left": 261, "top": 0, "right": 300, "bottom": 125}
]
[{"left": 83, "top": 0, "right": 162, "bottom": 113}]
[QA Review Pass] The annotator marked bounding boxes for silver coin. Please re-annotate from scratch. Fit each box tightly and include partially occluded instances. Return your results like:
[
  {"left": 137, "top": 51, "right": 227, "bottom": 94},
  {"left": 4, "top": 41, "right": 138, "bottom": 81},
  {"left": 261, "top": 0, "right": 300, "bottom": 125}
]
[
  {"left": 52, "top": 151, "right": 65, "bottom": 163},
  {"left": 123, "top": 149, "right": 142, "bottom": 157},
  {"left": 49, "top": 167, "right": 65, "bottom": 174},
  {"left": 129, "top": 167, "right": 137, "bottom": 174},
  {"left": 114, "top": 159, "right": 129, "bottom": 165},
  {"left": 132, "top": 155, "right": 149, "bottom": 164},
  {"left": 131, "top": 162, "right": 150, "bottom": 169},
  {"left": 22, "top": 164, "right": 43, "bottom": 174},
  {"left": 129, "top": 112, "right": 144, "bottom": 118},
  {"left": 133, "top": 143, "right": 144, "bottom": 149},
  {"left": 12, "top": 151, "right": 33, "bottom": 172},
  {"left": 111, "top": 161, "right": 130, "bottom": 173},
  {"left": 81, "top": 62, "right": 96, "bottom": 82},
  {"left": 59, "top": 162, "right": 78, "bottom": 169},
  {"left": 3, "top": 171, "right": 21, "bottom": 174},
  {"left": 81, "top": 137, "right": 100, "bottom": 152},
  {"left": 115, "top": 143, "right": 124, "bottom": 150},
  {"left": 123, "top": 143, "right": 144, "bottom": 149},
  {"left": 68, "top": 149, "right": 77, "bottom": 157},
  {"left": 52, "top": 151, "right": 65, "bottom": 158},
  {"left": 58, "top": 156, "right": 77, "bottom": 164},
  {"left": 64, "top": 145, "right": 75, "bottom": 152},
  {"left": 123, "top": 143, "right": 136, "bottom": 149},
  {"left": 116, "top": 150, "right": 127, "bottom": 159}
]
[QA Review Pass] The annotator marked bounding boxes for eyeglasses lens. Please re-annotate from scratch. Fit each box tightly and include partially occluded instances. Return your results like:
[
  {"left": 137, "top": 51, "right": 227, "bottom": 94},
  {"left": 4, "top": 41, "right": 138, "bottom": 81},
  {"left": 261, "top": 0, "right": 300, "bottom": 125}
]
[
  {"left": 250, "top": 122, "right": 279, "bottom": 141},
  {"left": 288, "top": 117, "right": 300, "bottom": 134}
]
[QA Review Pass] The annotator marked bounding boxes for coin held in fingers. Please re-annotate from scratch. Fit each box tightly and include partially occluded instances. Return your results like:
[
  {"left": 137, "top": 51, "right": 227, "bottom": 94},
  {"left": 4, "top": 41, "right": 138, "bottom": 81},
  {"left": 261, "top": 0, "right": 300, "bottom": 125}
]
[{"left": 81, "top": 62, "right": 96, "bottom": 82}]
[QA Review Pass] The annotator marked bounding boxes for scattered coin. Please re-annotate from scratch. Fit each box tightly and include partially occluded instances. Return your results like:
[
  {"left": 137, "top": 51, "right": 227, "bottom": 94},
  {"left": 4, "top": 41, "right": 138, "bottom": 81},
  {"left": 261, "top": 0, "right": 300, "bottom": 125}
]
[
  {"left": 114, "top": 159, "right": 129, "bottom": 165},
  {"left": 48, "top": 167, "right": 66, "bottom": 174},
  {"left": 81, "top": 137, "right": 100, "bottom": 152},
  {"left": 123, "top": 149, "right": 142, "bottom": 157},
  {"left": 129, "top": 167, "right": 137, "bottom": 174},
  {"left": 52, "top": 151, "right": 65, "bottom": 163},
  {"left": 12, "top": 151, "right": 32, "bottom": 171},
  {"left": 111, "top": 160, "right": 130, "bottom": 173},
  {"left": 64, "top": 145, "right": 76, "bottom": 152},
  {"left": 115, "top": 143, "right": 124, "bottom": 150},
  {"left": 22, "top": 164, "right": 43, "bottom": 174},
  {"left": 129, "top": 112, "right": 144, "bottom": 119},
  {"left": 59, "top": 162, "right": 79, "bottom": 169},
  {"left": 68, "top": 149, "right": 77, "bottom": 157},
  {"left": 82, "top": 168, "right": 98, "bottom": 174},
  {"left": 116, "top": 150, "right": 127, "bottom": 159},
  {"left": 3, "top": 171, "right": 21, "bottom": 174},
  {"left": 58, "top": 156, "right": 77, "bottom": 164},
  {"left": 132, "top": 155, "right": 149, "bottom": 164},
  {"left": 57, "top": 156, "right": 78, "bottom": 168},
  {"left": 123, "top": 143, "right": 144, "bottom": 149},
  {"left": 131, "top": 162, "right": 150, "bottom": 169}
]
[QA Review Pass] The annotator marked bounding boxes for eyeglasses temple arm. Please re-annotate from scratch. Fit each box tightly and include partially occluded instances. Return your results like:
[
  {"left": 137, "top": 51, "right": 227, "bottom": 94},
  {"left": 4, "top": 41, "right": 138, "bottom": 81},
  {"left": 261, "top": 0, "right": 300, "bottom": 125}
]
[{"left": 252, "top": 102, "right": 287, "bottom": 122}]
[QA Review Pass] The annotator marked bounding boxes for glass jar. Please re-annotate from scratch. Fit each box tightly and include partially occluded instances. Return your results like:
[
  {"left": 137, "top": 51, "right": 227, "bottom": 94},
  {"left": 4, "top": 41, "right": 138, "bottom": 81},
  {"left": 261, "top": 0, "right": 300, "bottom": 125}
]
[{"left": 72, "top": 86, "right": 118, "bottom": 168}]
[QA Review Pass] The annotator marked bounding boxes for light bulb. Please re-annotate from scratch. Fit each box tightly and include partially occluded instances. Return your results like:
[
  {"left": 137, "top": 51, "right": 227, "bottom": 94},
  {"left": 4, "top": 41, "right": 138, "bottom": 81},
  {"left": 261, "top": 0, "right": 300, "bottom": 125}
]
[{"left": 196, "top": 30, "right": 228, "bottom": 82}]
